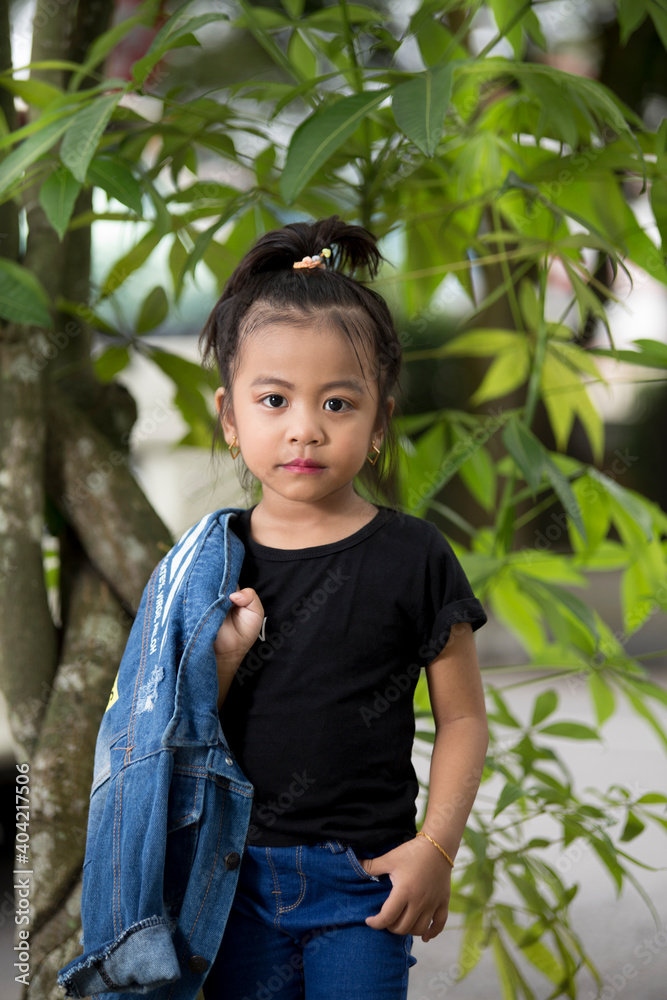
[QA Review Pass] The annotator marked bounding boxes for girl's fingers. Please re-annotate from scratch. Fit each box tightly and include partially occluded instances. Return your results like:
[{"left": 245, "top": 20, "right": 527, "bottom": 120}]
[
  {"left": 228, "top": 588, "right": 262, "bottom": 611},
  {"left": 364, "top": 894, "right": 409, "bottom": 932}
]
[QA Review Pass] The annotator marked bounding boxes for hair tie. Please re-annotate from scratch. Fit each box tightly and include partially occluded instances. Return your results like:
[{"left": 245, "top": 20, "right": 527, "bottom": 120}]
[{"left": 293, "top": 248, "right": 332, "bottom": 270}]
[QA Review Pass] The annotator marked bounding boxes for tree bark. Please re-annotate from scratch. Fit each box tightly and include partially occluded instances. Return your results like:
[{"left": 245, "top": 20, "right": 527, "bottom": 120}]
[
  {"left": 0, "top": 333, "right": 59, "bottom": 759},
  {"left": 29, "top": 550, "right": 131, "bottom": 935},
  {"left": 47, "top": 388, "right": 172, "bottom": 612}
]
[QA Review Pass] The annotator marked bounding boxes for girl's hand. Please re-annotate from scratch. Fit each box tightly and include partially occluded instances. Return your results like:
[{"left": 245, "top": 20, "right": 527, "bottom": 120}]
[
  {"left": 360, "top": 835, "right": 452, "bottom": 942},
  {"left": 214, "top": 588, "right": 264, "bottom": 707}
]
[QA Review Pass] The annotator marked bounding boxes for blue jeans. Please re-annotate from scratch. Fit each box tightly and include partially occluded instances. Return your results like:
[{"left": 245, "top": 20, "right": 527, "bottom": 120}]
[{"left": 202, "top": 839, "right": 418, "bottom": 999}]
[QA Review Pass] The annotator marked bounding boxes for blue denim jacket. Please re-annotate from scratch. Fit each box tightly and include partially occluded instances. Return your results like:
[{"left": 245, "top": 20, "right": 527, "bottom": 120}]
[{"left": 57, "top": 508, "right": 253, "bottom": 1000}]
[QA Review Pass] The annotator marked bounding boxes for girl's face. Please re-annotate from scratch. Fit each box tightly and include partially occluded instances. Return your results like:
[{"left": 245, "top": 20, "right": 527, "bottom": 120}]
[{"left": 215, "top": 320, "right": 392, "bottom": 509}]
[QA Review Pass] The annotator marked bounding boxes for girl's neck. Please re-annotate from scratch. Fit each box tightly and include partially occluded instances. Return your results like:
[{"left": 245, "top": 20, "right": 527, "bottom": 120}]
[{"left": 248, "top": 491, "right": 379, "bottom": 549}]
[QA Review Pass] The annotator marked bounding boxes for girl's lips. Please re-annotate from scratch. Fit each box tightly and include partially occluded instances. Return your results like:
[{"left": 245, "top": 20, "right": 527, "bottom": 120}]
[{"left": 281, "top": 459, "right": 326, "bottom": 474}]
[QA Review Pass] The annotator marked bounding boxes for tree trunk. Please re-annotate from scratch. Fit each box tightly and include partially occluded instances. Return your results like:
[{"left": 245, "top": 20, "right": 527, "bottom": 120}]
[{"left": 0, "top": 3, "right": 175, "bottom": 996}]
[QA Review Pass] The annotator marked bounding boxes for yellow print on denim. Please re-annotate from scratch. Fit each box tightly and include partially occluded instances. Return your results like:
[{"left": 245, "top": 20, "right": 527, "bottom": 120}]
[{"left": 106, "top": 674, "right": 119, "bottom": 713}]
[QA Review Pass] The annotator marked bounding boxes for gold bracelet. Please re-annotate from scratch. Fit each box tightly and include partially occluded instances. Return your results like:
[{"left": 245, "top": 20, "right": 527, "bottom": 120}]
[{"left": 417, "top": 830, "right": 455, "bottom": 868}]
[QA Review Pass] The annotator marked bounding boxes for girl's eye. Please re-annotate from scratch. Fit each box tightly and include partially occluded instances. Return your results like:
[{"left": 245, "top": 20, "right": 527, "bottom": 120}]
[
  {"left": 324, "top": 398, "right": 351, "bottom": 412},
  {"left": 261, "top": 394, "right": 287, "bottom": 408}
]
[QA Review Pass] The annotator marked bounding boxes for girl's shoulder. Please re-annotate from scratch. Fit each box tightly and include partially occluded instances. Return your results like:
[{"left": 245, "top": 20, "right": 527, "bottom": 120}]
[
  {"left": 376, "top": 506, "right": 457, "bottom": 558},
  {"left": 378, "top": 506, "right": 450, "bottom": 541}
]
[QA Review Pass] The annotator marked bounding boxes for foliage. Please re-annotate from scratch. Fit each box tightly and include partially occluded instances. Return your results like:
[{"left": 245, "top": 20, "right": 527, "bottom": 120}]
[{"left": 2, "top": 1, "right": 667, "bottom": 996}]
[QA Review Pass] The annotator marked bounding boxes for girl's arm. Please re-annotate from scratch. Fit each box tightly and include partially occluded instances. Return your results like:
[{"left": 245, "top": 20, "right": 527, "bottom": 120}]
[
  {"left": 361, "top": 622, "right": 488, "bottom": 941},
  {"left": 420, "top": 620, "right": 489, "bottom": 869}
]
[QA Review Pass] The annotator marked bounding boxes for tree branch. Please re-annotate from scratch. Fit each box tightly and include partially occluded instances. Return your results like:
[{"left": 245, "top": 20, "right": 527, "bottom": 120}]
[
  {"left": 46, "top": 389, "right": 172, "bottom": 612},
  {"left": 30, "top": 550, "right": 131, "bottom": 931}
]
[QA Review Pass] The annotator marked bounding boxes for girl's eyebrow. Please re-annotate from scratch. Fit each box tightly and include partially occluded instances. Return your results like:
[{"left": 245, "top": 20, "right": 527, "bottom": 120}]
[{"left": 249, "top": 375, "right": 366, "bottom": 394}]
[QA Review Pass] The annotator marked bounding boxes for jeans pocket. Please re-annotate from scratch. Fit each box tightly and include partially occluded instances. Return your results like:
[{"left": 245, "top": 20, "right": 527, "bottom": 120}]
[
  {"left": 344, "top": 844, "right": 382, "bottom": 882},
  {"left": 405, "top": 934, "right": 418, "bottom": 968}
]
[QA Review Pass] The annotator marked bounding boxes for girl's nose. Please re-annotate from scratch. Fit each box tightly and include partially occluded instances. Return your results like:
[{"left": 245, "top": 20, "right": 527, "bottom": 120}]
[{"left": 287, "top": 408, "right": 324, "bottom": 445}]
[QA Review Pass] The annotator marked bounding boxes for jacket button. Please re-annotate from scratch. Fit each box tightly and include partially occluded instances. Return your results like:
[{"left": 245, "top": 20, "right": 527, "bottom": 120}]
[
  {"left": 224, "top": 851, "right": 241, "bottom": 870},
  {"left": 188, "top": 955, "right": 208, "bottom": 974}
]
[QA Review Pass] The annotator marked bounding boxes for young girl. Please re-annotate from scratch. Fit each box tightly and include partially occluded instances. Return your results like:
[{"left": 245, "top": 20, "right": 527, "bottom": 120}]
[{"left": 200, "top": 216, "right": 488, "bottom": 999}]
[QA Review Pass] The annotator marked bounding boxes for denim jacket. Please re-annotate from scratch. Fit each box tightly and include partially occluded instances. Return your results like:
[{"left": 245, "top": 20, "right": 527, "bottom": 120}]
[{"left": 57, "top": 508, "right": 253, "bottom": 1000}]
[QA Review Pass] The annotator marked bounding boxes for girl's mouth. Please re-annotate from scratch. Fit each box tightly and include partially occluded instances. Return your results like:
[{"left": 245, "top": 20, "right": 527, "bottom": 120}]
[{"left": 281, "top": 459, "right": 326, "bottom": 474}]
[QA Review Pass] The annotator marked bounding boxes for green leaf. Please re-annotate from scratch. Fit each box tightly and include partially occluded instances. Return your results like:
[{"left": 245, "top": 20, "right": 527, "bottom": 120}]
[
  {"left": 588, "top": 671, "right": 616, "bottom": 727},
  {"left": 493, "top": 781, "right": 527, "bottom": 818},
  {"left": 650, "top": 177, "right": 667, "bottom": 251},
  {"left": 0, "top": 259, "right": 52, "bottom": 327},
  {"left": 59, "top": 93, "right": 122, "bottom": 183},
  {"left": 632, "top": 338, "right": 667, "bottom": 367},
  {"left": 456, "top": 438, "right": 496, "bottom": 512},
  {"left": 541, "top": 349, "right": 604, "bottom": 462},
  {"left": 439, "top": 329, "right": 522, "bottom": 358},
  {"left": 543, "top": 454, "right": 586, "bottom": 545},
  {"left": 287, "top": 29, "right": 317, "bottom": 82},
  {"left": 471, "top": 342, "right": 530, "bottom": 406},
  {"left": 502, "top": 417, "right": 545, "bottom": 496},
  {"left": 488, "top": 687, "right": 522, "bottom": 729},
  {"left": 280, "top": 89, "right": 391, "bottom": 203},
  {"left": 87, "top": 158, "right": 143, "bottom": 214},
  {"left": 149, "top": 347, "right": 215, "bottom": 445},
  {"left": 392, "top": 66, "right": 452, "bottom": 157},
  {"left": 618, "top": 0, "right": 648, "bottom": 42},
  {"left": 94, "top": 345, "right": 130, "bottom": 382},
  {"left": 620, "top": 810, "right": 646, "bottom": 842},
  {"left": 592, "top": 339, "right": 667, "bottom": 369},
  {"left": 0, "top": 116, "right": 71, "bottom": 200},
  {"left": 491, "top": 932, "right": 528, "bottom": 999},
  {"left": 518, "top": 279, "right": 539, "bottom": 329},
  {"left": 648, "top": 0, "right": 667, "bottom": 50},
  {"left": 101, "top": 227, "right": 161, "bottom": 299},
  {"left": 415, "top": 730, "right": 436, "bottom": 744},
  {"left": 0, "top": 77, "right": 63, "bottom": 109},
  {"left": 531, "top": 578, "right": 599, "bottom": 643},
  {"left": 457, "top": 910, "right": 485, "bottom": 980},
  {"left": 549, "top": 339, "right": 604, "bottom": 383},
  {"left": 305, "top": 4, "right": 385, "bottom": 30},
  {"left": 282, "top": 0, "right": 305, "bottom": 15},
  {"left": 637, "top": 792, "right": 667, "bottom": 804},
  {"left": 132, "top": 9, "right": 230, "bottom": 84},
  {"left": 489, "top": 573, "right": 546, "bottom": 655},
  {"left": 538, "top": 721, "right": 599, "bottom": 740},
  {"left": 621, "top": 559, "right": 657, "bottom": 634},
  {"left": 531, "top": 689, "right": 558, "bottom": 726},
  {"left": 136, "top": 286, "right": 169, "bottom": 334},
  {"left": 413, "top": 17, "right": 457, "bottom": 68},
  {"left": 38, "top": 167, "right": 82, "bottom": 240},
  {"left": 588, "top": 468, "right": 653, "bottom": 542},
  {"left": 488, "top": 0, "right": 545, "bottom": 57}
]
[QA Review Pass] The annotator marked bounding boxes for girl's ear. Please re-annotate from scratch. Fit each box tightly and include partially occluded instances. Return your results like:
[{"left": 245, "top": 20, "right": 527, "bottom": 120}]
[
  {"left": 214, "top": 387, "right": 236, "bottom": 444},
  {"left": 374, "top": 396, "right": 395, "bottom": 445}
]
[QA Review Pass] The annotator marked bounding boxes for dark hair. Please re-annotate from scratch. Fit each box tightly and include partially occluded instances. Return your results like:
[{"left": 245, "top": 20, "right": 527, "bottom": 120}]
[{"left": 199, "top": 215, "right": 402, "bottom": 499}]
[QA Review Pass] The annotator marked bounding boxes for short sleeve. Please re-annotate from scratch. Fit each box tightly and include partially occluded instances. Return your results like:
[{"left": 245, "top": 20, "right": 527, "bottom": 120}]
[{"left": 417, "top": 523, "right": 487, "bottom": 661}]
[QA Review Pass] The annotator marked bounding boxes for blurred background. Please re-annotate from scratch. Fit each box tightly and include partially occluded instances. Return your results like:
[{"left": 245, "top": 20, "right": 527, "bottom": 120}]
[{"left": 1, "top": 1, "right": 667, "bottom": 997}]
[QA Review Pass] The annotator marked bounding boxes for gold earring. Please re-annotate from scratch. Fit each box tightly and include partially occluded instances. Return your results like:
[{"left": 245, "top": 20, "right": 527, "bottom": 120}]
[
  {"left": 367, "top": 442, "right": 381, "bottom": 466},
  {"left": 229, "top": 436, "right": 240, "bottom": 460}
]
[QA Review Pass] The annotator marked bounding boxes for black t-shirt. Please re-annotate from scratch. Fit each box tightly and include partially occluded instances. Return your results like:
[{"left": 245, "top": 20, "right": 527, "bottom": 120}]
[{"left": 219, "top": 505, "right": 487, "bottom": 851}]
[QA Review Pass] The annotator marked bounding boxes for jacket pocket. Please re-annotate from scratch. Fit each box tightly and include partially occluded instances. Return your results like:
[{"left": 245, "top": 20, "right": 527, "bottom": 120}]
[{"left": 164, "top": 767, "right": 206, "bottom": 918}]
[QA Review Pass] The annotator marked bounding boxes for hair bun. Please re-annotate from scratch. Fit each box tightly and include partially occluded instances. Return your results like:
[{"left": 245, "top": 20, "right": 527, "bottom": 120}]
[
  {"left": 306, "top": 216, "right": 382, "bottom": 278},
  {"left": 224, "top": 215, "right": 382, "bottom": 294}
]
